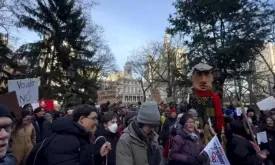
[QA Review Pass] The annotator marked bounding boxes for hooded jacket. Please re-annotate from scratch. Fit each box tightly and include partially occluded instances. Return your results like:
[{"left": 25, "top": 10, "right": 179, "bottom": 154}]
[{"left": 45, "top": 117, "right": 100, "bottom": 165}]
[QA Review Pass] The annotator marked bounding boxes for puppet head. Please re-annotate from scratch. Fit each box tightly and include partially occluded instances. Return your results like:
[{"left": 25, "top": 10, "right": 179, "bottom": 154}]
[{"left": 191, "top": 63, "right": 213, "bottom": 91}]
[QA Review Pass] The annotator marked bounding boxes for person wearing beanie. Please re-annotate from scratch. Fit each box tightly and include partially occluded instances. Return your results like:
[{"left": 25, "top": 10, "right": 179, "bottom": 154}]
[
  {"left": 11, "top": 109, "right": 35, "bottom": 165},
  {"left": 0, "top": 105, "right": 17, "bottom": 165},
  {"left": 161, "top": 108, "right": 177, "bottom": 159},
  {"left": 116, "top": 101, "right": 162, "bottom": 165},
  {"left": 247, "top": 108, "right": 258, "bottom": 126},
  {"left": 169, "top": 114, "right": 209, "bottom": 165}
]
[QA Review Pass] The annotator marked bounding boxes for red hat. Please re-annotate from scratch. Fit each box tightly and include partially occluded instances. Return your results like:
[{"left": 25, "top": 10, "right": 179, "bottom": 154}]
[{"left": 170, "top": 108, "right": 176, "bottom": 113}]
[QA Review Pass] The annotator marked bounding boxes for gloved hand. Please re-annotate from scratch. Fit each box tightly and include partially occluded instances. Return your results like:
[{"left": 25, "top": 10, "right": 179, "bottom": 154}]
[{"left": 194, "top": 152, "right": 208, "bottom": 164}]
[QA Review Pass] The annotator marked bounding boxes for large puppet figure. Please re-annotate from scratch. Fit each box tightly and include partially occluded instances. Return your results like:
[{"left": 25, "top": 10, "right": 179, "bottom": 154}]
[{"left": 188, "top": 63, "right": 224, "bottom": 144}]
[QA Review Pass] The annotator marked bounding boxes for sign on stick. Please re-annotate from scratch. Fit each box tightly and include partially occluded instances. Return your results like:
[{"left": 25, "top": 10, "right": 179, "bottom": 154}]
[{"left": 97, "top": 89, "right": 117, "bottom": 104}]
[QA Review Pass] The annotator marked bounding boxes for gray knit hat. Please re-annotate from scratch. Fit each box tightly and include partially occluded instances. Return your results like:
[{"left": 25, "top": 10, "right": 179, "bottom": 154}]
[
  {"left": 137, "top": 101, "right": 160, "bottom": 125},
  {"left": 188, "top": 109, "right": 198, "bottom": 117},
  {"left": 44, "top": 113, "right": 52, "bottom": 119}
]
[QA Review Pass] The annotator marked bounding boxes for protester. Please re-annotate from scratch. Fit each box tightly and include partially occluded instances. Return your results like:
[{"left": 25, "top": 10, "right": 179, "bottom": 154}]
[
  {"left": 11, "top": 109, "right": 35, "bottom": 165},
  {"left": 169, "top": 114, "right": 209, "bottom": 165},
  {"left": 116, "top": 101, "right": 162, "bottom": 165},
  {"left": 259, "top": 115, "right": 275, "bottom": 165},
  {"left": 0, "top": 105, "right": 17, "bottom": 165},
  {"left": 27, "top": 104, "right": 111, "bottom": 165},
  {"left": 42, "top": 113, "right": 53, "bottom": 140},
  {"left": 247, "top": 108, "right": 258, "bottom": 126},
  {"left": 226, "top": 117, "right": 267, "bottom": 165},
  {"left": 162, "top": 108, "right": 177, "bottom": 159},
  {"left": 32, "top": 107, "right": 46, "bottom": 143},
  {"left": 94, "top": 113, "right": 120, "bottom": 165}
]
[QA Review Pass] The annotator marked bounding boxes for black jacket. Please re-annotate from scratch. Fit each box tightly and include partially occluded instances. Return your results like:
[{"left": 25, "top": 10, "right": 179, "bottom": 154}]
[
  {"left": 45, "top": 117, "right": 101, "bottom": 165},
  {"left": 161, "top": 117, "right": 177, "bottom": 140},
  {"left": 32, "top": 116, "right": 45, "bottom": 143},
  {"left": 94, "top": 125, "right": 120, "bottom": 165},
  {"left": 42, "top": 120, "right": 53, "bottom": 140},
  {"left": 227, "top": 135, "right": 264, "bottom": 165}
]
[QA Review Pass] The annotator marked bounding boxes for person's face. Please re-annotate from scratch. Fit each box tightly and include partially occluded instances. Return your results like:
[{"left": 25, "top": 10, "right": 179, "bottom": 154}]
[
  {"left": 171, "top": 112, "right": 177, "bottom": 118},
  {"left": 192, "top": 71, "right": 213, "bottom": 91},
  {"left": 247, "top": 112, "right": 254, "bottom": 118},
  {"left": 104, "top": 118, "right": 117, "bottom": 129},
  {"left": 78, "top": 112, "right": 98, "bottom": 133},
  {"left": 22, "top": 115, "right": 32, "bottom": 125},
  {"left": 37, "top": 109, "right": 45, "bottom": 118},
  {"left": 0, "top": 117, "right": 12, "bottom": 159},
  {"left": 266, "top": 118, "right": 274, "bottom": 127},
  {"left": 184, "top": 118, "right": 195, "bottom": 132},
  {"left": 142, "top": 124, "right": 156, "bottom": 134}
]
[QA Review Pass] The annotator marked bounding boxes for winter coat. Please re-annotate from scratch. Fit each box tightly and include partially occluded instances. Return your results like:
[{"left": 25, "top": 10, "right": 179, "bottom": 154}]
[
  {"left": 0, "top": 147, "right": 17, "bottom": 165},
  {"left": 227, "top": 135, "right": 264, "bottom": 165},
  {"left": 11, "top": 123, "right": 36, "bottom": 165},
  {"left": 32, "top": 117, "right": 45, "bottom": 143},
  {"left": 259, "top": 128, "right": 275, "bottom": 164},
  {"left": 42, "top": 120, "right": 53, "bottom": 140},
  {"left": 44, "top": 117, "right": 101, "bottom": 165},
  {"left": 94, "top": 125, "right": 120, "bottom": 165},
  {"left": 116, "top": 120, "right": 162, "bottom": 165},
  {"left": 161, "top": 117, "right": 177, "bottom": 140},
  {"left": 169, "top": 129, "right": 208, "bottom": 165}
]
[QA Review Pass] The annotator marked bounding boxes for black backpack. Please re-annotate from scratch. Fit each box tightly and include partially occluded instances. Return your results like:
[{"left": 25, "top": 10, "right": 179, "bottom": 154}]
[{"left": 26, "top": 133, "right": 57, "bottom": 165}]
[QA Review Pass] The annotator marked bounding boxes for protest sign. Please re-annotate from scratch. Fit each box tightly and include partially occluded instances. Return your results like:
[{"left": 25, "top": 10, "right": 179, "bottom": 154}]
[
  {"left": 97, "top": 89, "right": 117, "bottom": 104},
  {"left": 151, "top": 88, "right": 162, "bottom": 104},
  {"left": 256, "top": 96, "right": 275, "bottom": 111},
  {"left": 203, "top": 136, "right": 230, "bottom": 165},
  {"left": 236, "top": 107, "right": 242, "bottom": 116},
  {"left": 257, "top": 131, "right": 268, "bottom": 145},
  {"left": 0, "top": 92, "right": 21, "bottom": 120},
  {"left": 8, "top": 78, "right": 39, "bottom": 106}
]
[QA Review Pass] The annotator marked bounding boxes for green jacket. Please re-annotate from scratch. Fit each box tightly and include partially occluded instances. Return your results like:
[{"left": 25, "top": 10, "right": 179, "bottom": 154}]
[{"left": 116, "top": 121, "right": 161, "bottom": 165}]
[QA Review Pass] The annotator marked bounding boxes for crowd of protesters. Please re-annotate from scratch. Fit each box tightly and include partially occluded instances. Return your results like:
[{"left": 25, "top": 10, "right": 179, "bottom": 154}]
[{"left": 0, "top": 100, "right": 274, "bottom": 165}]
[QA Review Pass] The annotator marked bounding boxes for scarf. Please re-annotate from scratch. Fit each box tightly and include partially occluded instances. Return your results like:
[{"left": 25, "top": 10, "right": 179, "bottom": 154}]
[
  {"left": 183, "top": 128, "right": 199, "bottom": 141},
  {"left": 195, "top": 91, "right": 224, "bottom": 131}
]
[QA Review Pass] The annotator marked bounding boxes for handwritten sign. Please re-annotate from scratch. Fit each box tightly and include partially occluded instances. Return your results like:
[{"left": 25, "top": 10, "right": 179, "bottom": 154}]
[
  {"left": 257, "top": 96, "right": 275, "bottom": 111},
  {"left": 203, "top": 136, "right": 230, "bottom": 165},
  {"left": 151, "top": 88, "right": 162, "bottom": 104},
  {"left": 97, "top": 89, "right": 117, "bottom": 104},
  {"left": 8, "top": 78, "right": 39, "bottom": 106}
]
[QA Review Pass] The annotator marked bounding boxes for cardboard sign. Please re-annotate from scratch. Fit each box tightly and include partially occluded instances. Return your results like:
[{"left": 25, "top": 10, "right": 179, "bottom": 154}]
[
  {"left": 151, "top": 88, "right": 162, "bottom": 104},
  {"left": 97, "top": 89, "right": 117, "bottom": 104},
  {"left": 0, "top": 92, "right": 21, "bottom": 120},
  {"left": 256, "top": 96, "right": 275, "bottom": 111},
  {"left": 203, "top": 136, "right": 230, "bottom": 165},
  {"left": 257, "top": 131, "right": 268, "bottom": 145},
  {"left": 8, "top": 78, "right": 39, "bottom": 106}
]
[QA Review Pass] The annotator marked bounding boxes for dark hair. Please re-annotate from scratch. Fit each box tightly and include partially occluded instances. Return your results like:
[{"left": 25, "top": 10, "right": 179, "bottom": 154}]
[
  {"left": 72, "top": 104, "right": 97, "bottom": 122},
  {"left": 15, "top": 109, "right": 31, "bottom": 129},
  {"left": 34, "top": 107, "right": 44, "bottom": 114},
  {"left": 102, "top": 113, "right": 117, "bottom": 124},
  {"left": 179, "top": 114, "right": 193, "bottom": 126}
]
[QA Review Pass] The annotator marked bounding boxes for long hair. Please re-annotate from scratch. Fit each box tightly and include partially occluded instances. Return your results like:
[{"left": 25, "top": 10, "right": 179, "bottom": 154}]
[{"left": 15, "top": 109, "right": 31, "bottom": 130}]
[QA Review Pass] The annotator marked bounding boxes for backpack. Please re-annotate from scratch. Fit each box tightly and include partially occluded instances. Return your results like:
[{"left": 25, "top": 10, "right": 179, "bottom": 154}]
[{"left": 26, "top": 133, "right": 57, "bottom": 165}]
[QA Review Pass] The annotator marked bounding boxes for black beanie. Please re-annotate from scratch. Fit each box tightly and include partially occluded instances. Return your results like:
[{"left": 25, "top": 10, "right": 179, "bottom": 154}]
[
  {"left": 0, "top": 104, "right": 12, "bottom": 119},
  {"left": 247, "top": 108, "right": 255, "bottom": 114}
]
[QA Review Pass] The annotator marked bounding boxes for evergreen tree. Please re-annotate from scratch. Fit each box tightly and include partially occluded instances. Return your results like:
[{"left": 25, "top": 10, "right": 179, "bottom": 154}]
[
  {"left": 168, "top": 0, "right": 274, "bottom": 94},
  {"left": 17, "top": 0, "right": 101, "bottom": 102}
]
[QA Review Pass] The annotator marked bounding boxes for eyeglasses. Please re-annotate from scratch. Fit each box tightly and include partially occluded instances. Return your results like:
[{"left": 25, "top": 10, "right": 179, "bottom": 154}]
[
  {"left": 0, "top": 123, "right": 14, "bottom": 133},
  {"left": 85, "top": 116, "right": 98, "bottom": 121}
]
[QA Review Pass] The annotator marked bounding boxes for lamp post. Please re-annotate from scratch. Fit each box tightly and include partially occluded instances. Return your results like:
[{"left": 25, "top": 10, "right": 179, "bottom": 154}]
[
  {"left": 212, "top": 66, "right": 221, "bottom": 97},
  {"left": 65, "top": 64, "right": 76, "bottom": 108}
]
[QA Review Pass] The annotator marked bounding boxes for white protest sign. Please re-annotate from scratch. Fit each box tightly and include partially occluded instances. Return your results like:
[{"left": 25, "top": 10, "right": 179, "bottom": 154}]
[
  {"left": 256, "top": 96, "right": 275, "bottom": 111},
  {"left": 257, "top": 131, "right": 268, "bottom": 145},
  {"left": 8, "top": 78, "right": 39, "bottom": 106},
  {"left": 31, "top": 102, "right": 40, "bottom": 110},
  {"left": 236, "top": 107, "right": 242, "bottom": 116},
  {"left": 203, "top": 136, "right": 230, "bottom": 165}
]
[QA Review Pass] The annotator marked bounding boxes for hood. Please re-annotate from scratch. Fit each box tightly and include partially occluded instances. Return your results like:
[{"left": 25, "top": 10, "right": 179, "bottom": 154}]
[{"left": 51, "top": 116, "right": 88, "bottom": 137}]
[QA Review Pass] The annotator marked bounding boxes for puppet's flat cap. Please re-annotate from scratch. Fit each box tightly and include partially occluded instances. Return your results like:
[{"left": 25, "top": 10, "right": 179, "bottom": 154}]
[{"left": 192, "top": 63, "right": 213, "bottom": 72}]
